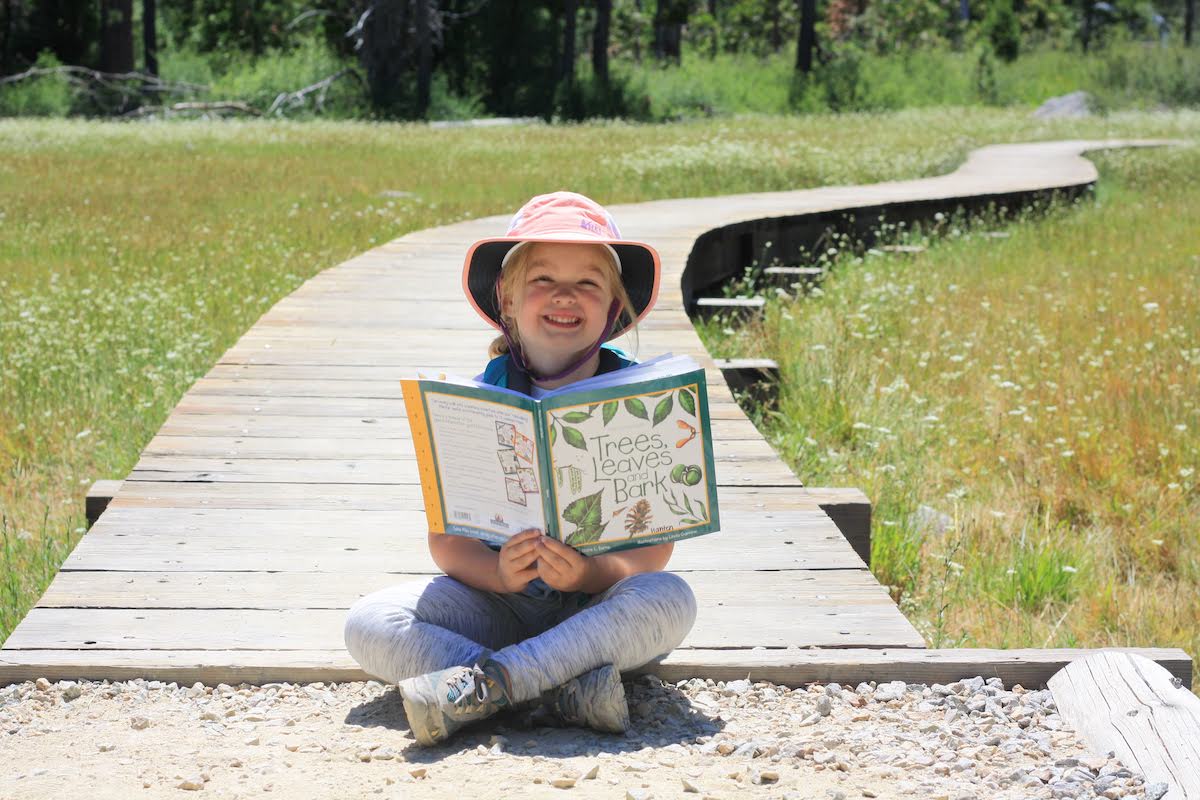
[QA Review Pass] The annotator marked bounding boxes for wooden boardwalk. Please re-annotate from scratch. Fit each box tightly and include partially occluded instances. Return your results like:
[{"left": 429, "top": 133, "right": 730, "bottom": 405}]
[{"left": 0, "top": 140, "right": 1173, "bottom": 686}]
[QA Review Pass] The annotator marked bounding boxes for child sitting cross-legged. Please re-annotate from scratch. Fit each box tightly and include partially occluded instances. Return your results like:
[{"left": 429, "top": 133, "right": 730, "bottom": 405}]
[{"left": 343, "top": 192, "right": 698, "bottom": 746}]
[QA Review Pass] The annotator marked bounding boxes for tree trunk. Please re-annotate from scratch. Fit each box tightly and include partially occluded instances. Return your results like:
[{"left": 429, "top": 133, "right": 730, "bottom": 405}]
[
  {"left": 560, "top": 0, "right": 577, "bottom": 86},
  {"left": 768, "top": 0, "right": 783, "bottom": 52},
  {"left": 960, "top": 0, "right": 970, "bottom": 22},
  {"left": 100, "top": 0, "right": 134, "bottom": 73},
  {"left": 1080, "top": 0, "right": 1092, "bottom": 52},
  {"left": 1186, "top": 0, "right": 1195, "bottom": 46},
  {"left": 1, "top": 0, "right": 12, "bottom": 76},
  {"left": 653, "top": 0, "right": 685, "bottom": 63},
  {"left": 143, "top": 0, "right": 157, "bottom": 75},
  {"left": 592, "top": 0, "right": 610, "bottom": 85},
  {"left": 416, "top": 0, "right": 432, "bottom": 116},
  {"left": 708, "top": 0, "right": 718, "bottom": 57},
  {"left": 796, "top": 0, "right": 815, "bottom": 74}
]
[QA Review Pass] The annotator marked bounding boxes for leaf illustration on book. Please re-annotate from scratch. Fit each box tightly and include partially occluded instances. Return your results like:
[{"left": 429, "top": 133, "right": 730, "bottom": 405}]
[
  {"left": 561, "top": 426, "right": 587, "bottom": 451},
  {"left": 563, "top": 490, "right": 608, "bottom": 546},
  {"left": 678, "top": 388, "right": 696, "bottom": 416},
  {"left": 601, "top": 400, "right": 618, "bottom": 426},
  {"left": 565, "top": 524, "right": 607, "bottom": 547},
  {"left": 563, "top": 490, "right": 603, "bottom": 528},
  {"left": 625, "top": 499, "right": 652, "bottom": 535},
  {"left": 652, "top": 395, "right": 673, "bottom": 426},
  {"left": 624, "top": 398, "right": 648, "bottom": 420},
  {"left": 549, "top": 424, "right": 557, "bottom": 446},
  {"left": 562, "top": 411, "right": 591, "bottom": 423}
]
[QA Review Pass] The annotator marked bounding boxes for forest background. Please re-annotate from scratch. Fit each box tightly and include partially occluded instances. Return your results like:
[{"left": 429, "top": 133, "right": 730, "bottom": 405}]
[{"left": 1, "top": 0, "right": 1198, "bottom": 120}]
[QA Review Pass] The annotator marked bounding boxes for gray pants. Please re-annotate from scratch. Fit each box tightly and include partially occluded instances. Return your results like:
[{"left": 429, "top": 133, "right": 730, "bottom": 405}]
[{"left": 343, "top": 571, "right": 697, "bottom": 704}]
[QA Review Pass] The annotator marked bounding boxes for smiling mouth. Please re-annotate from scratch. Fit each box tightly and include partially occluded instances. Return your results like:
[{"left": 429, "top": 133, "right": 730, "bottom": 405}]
[{"left": 543, "top": 314, "right": 583, "bottom": 329}]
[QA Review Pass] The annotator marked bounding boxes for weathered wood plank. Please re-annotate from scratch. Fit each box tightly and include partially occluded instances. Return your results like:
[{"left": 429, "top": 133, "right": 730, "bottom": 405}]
[
  {"left": 126, "top": 454, "right": 800, "bottom": 487},
  {"left": 141, "top": 434, "right": 781, "bottom": 461},
  {"left": 645, "top": 647, "right": 1194, "bottom": 689},
  {"left": 104, "top": 482, "right": 839, "bottom": 512},
  {"left": 5, "top": 588, "right": 920, "bottom": 652},
  {"left": 40, "top": 569, "right": 894, "bottom": 610},
  {"left": 2, "top": 648, "right": 1188, "bottom": 689},
  {"left": 68, "top": 507, "right": 860, "bottom": 572},
  {"left": 1049, "top": 651, "right": 1200, "bottom": 799}
]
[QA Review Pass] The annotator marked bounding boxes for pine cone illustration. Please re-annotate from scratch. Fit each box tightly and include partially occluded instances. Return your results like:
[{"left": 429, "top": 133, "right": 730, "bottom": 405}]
[{"left": 625, "top": 500, "right": 652, "bottom": 536}]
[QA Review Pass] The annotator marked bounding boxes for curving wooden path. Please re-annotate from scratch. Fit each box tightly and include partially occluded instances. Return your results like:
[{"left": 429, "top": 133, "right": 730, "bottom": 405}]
[{"left": 0, "top": 139, "right": 1182, "bottom": 686}]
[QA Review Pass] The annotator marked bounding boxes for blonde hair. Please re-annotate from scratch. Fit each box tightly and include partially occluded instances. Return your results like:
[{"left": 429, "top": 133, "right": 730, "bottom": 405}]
[{"left": 488, "top": 242, "right": 638, "bottom": 360}]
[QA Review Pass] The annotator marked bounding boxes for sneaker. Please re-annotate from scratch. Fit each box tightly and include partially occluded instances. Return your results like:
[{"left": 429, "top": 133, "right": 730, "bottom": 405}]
[
  {"left": 398, "top": 660, "right": 512, "bottom": 746},
  {"left": 538, "top": 664, "right": 630, "bottom": 734}
]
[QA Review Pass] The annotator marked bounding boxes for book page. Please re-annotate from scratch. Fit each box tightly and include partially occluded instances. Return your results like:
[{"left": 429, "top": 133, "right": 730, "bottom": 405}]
[
  {"left": 542, "top": 375, "right": 717, "bottom": 555},
  {"left": 421, "top": 388, "right": 546, "bottom": 544}
]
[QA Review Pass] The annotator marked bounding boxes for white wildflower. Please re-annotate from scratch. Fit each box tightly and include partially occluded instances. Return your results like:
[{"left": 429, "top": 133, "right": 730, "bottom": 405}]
[{"left": 1061, "top": 565, "right": 1078, "bottom": 574}]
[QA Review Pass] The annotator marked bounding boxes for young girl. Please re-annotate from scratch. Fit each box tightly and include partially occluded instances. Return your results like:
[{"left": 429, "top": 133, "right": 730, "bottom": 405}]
[{"left": 343, "top": 192, "right": 697, "bottom": 746}]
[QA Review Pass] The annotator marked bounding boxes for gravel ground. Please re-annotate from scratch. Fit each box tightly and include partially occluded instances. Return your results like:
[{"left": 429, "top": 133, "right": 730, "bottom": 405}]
[{"left": 0, "top": 673, "right": 1159, "bottom": 800}]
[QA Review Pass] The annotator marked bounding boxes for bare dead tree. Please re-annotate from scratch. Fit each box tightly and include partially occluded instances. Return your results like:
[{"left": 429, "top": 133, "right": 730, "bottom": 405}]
[{"left": 347, "top": 0, "right": 444, "bottom": 116}]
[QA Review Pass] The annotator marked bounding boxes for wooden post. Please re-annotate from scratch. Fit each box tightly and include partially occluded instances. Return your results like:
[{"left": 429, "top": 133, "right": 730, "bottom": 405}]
[
  {"left": 715, "top": 357, "right": 779, "bottom": 406},
  {"left": 86, "top": 480, "right": 124, "bottom": 527},
  {"left": 693, "top": 296, "right": 765, "bottom": 321}
]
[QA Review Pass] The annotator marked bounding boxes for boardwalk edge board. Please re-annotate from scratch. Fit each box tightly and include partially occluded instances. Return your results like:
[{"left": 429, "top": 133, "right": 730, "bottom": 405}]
[{"left": 1, "top": 647, "right": 1189, "bottom": 690}]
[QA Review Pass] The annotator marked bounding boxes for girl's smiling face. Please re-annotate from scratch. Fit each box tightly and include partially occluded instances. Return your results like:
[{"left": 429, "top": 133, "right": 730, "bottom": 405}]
[{"left": 502, "top": 242, "right": 616, "bottom": 380}]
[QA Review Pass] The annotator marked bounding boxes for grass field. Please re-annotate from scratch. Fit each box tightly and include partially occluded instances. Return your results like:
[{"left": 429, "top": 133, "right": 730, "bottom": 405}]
[
  {"left": 1, "top": 110, "right": 1198, "bottom": 651},
  {"left": 701, "top": 143, "right": 1200, "bottom": 659}
]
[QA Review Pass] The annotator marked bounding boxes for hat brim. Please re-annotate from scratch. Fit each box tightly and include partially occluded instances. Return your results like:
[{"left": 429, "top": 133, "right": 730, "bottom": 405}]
[{"left": 462, "top": 236, "right": 661, "bottom": 339}]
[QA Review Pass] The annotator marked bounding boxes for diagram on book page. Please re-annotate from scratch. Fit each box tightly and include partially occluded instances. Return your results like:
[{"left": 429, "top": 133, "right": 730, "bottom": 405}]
[
  {"left": 423, "top": 392, "right": 545, "bottom": 540},
  {"left": 544, "top": 384, "right": 712, "bottom": 551}
]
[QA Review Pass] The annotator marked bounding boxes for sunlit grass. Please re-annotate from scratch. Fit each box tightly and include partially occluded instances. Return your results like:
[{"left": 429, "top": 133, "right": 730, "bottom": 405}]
[
  {"left": 1, "top": 110, "right": 1197, "bottom": 647},
  {"left": 701, "top": 142, "right": 1200, "bottom": 659}
]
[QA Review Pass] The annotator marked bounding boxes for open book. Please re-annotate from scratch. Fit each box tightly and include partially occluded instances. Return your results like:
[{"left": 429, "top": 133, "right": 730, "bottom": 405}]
[{"left": 401, "top": 354, "right": 720, "bottom": 555}]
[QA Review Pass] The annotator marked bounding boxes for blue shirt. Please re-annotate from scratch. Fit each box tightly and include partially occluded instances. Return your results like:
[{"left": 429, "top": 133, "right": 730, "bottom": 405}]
[{"left": 476, "top": 344, "right": 636, "bottom": 600}]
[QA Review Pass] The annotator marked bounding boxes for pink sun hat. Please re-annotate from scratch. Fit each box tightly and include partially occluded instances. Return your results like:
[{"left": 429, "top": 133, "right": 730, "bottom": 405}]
[{"left": 462, "top": 191, "right": 661, "bottom": 339}]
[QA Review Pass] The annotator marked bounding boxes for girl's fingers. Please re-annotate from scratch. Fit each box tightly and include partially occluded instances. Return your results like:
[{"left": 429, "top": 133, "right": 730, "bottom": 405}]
[
  {"left": 507, "top": 548, "right": 540, "bottom": 570},
  {"left": 536, "top": 537, "right": 577, "bottom": 571},
  {"left": 503, "top": 538, "right": 539, "bottom": 560}
]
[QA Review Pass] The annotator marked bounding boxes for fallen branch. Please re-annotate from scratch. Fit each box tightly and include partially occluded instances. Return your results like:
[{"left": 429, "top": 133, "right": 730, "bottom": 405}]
[
  {"left": 267, "top": 67, "right": 364, "bottom": 116},
  {"left": 0, "top": 65, "right": 207, "bottom": 96},
  {"left": 124, "top": 101, "right": 263, "bottom": 118}
]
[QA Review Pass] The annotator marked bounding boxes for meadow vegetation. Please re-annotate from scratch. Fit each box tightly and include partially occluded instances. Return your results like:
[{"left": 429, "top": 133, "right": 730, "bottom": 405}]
[
  {"left": 701, "top": 143, "right": 1200, "bottom": 658},
  {"left": 1, "top": 109, "right": 1197, "bottom": 651}
]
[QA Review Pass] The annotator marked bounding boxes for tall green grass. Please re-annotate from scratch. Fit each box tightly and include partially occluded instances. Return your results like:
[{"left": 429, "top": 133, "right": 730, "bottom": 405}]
[
  {"left": 1, "top": 110, "right": 1197, "bottom": 648},
  {"left": 700, "top": 143, "right": 1200, "bottom": 658}
]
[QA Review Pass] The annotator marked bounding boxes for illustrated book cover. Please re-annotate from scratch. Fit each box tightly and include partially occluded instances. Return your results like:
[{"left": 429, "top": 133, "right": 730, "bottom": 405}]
[{"left": 401, "top": 354, "right": 720, "bottom": 555}]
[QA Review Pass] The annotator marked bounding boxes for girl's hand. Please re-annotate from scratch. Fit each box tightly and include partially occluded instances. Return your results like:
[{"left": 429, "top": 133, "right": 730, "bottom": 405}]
[
  {"left": 535, "top": 535, "right": 593, "bottom": 593},
  {"left": 497, "top": 529, "right": 541, "bottom": 593}
]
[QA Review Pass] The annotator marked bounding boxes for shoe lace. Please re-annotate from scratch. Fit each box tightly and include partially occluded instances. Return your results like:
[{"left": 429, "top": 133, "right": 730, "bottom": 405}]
[{"left": 448, "top": 665, "right": 494, "bottom": 708}]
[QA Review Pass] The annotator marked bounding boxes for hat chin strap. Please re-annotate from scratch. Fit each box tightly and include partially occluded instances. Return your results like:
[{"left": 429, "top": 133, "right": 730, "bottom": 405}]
[{"left": 500, "top": 301, "right": 620, "bottom": 385}]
